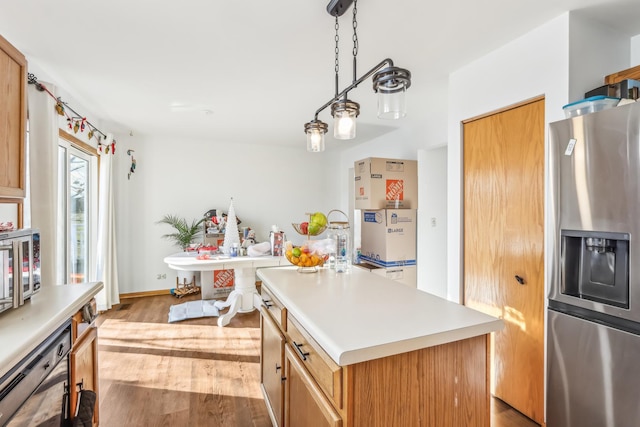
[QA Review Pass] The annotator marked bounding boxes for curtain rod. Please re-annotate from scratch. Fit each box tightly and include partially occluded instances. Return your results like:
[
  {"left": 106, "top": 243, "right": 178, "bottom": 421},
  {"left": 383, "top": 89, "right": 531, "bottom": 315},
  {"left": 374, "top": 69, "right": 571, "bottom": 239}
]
[{"left": 27, "top": 73, "right": 109, "bottom": 142}]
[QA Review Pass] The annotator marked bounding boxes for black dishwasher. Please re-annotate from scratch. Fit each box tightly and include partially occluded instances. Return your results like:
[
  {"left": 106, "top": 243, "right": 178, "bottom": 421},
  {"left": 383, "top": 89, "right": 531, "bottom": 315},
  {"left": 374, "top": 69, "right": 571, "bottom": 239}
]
[{"left": 0, "top": 321, "right": 71, "bottom": 426}]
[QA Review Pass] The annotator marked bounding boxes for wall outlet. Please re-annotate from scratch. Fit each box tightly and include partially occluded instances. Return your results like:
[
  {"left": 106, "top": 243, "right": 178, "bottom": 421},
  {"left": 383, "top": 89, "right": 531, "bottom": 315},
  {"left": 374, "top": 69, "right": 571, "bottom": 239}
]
[
  {"left": 161, "top": 273, "right": 166, "bottom": 279},
  {"left": 431, "top": 217, "right": 437, "bottom": 227},
  {"left": 157, "top": 274, "right": 167, "bottom": 279},
  {"left": 157, "top": 274, "right": 162, "bottom": 279}
]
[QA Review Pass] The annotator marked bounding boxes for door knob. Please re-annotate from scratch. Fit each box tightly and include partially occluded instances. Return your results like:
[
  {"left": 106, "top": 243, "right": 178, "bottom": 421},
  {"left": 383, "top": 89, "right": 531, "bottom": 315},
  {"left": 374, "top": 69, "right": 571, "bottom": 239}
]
[{"left": 515, "top": 275, "right": 525, "bottom": 285}]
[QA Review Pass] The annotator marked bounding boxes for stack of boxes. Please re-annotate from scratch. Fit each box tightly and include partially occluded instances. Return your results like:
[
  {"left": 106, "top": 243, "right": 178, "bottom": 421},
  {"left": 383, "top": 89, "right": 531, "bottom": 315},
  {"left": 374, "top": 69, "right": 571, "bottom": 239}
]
[{"left": 354, "top": 157, "right": 417, "bottom": 287}]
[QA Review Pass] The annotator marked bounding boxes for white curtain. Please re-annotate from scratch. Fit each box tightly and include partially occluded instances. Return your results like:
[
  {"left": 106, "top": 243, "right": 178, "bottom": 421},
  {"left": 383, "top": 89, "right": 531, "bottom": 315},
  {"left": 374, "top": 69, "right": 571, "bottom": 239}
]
[
  {"left": 27, "top": 83, "right": 59, "bottom": 286},
  {"left": 94, "top": 133, "right": 120, "bottom": 310}
]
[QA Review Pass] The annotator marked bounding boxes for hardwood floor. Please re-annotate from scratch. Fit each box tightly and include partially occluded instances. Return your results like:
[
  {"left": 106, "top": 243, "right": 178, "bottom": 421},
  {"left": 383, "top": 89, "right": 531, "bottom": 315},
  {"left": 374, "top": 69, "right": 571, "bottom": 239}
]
[
  {"left": 491, "top": 397, "right": 540, "bottom": 427},
  {"left": 97, "top": 294, "right": 540, "bottom": 427},
  {"left": 97, "top": 294, "right": 271, "bottom": 427}
]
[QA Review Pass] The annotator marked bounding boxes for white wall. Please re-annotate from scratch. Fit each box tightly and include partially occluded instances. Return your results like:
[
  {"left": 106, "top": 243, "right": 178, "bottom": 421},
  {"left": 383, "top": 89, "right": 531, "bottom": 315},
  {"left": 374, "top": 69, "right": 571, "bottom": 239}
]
[
  {"left": 632, "top": 35, "right": 640, "bottom": 64},
  {"left": 569, "top": 12, "right": 630, "bottom": 101},
  {"left": 417, "top": 146, "right": 447, "bottom": 297},
  {"left": 112, "top": 134, "right": 339, "bottom": 294},
  {"left": 0, "top": 204, "right": 18, "bottom": 225}
]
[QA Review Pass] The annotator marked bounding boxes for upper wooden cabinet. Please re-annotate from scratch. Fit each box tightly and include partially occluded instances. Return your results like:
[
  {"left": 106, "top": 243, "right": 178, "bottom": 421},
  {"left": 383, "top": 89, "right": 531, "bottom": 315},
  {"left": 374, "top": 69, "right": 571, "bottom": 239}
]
[{"left": 0, "top": 34, "right": 27, "bottom": 199}]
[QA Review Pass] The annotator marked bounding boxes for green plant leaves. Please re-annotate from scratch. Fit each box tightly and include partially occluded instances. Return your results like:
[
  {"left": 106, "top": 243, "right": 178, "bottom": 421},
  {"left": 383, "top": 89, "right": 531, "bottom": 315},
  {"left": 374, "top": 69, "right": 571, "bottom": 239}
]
[{"left": 157, "top": 214, "right": 204, "bottom": 250}]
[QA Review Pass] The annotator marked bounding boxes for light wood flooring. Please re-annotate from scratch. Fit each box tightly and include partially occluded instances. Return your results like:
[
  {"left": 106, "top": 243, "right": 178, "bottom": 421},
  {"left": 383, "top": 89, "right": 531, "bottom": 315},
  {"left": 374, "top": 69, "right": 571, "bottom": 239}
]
[{"left": 97, "top": 294, "right": 540, "bottom": 427}]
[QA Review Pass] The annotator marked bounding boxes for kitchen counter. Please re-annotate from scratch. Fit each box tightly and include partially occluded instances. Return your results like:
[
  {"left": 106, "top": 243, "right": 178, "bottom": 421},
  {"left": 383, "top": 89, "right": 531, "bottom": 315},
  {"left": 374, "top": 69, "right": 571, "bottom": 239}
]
[
  {"left": 257, "top": 266, "right": 502, "bottom": 365},
  {"left": 0, "top": 281, "right": 103, "bottom": 378}
]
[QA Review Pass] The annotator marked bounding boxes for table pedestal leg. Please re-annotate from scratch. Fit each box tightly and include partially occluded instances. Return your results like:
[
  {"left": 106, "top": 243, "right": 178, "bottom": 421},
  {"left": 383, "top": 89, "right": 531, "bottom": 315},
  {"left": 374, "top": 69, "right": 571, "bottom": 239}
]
[
  {"left": 215, "top": 291, "right": 242, "bottom": 327},
  {"left": 213, "top": 266, "right": 257, "bottom": 327}
]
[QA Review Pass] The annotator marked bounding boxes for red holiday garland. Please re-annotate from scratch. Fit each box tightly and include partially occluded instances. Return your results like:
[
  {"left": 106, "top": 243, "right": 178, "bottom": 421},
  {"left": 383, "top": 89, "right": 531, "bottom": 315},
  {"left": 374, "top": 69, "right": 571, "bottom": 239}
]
[{"left": 28, "top": 73, "right": 116, "bottom": 155}]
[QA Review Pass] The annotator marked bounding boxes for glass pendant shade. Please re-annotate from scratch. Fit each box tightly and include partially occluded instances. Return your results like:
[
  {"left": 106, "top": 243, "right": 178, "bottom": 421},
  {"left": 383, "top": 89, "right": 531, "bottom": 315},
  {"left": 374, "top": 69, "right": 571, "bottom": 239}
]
[
  {"left": 334, "top": 109, "right": 357, "bottom": 139},
  {"left": 372, "top": 66, "right": 411, "bottom": 120},
  {"left": 331, "top": 99, "right": 360, "bottom": 140},
  {"left": 305, "top": 120, "right": 328, "bottom": 152},
  {"left": 377, "top": 87, "right": 406, "bottom": 119},
  {"left": 307, "top": 130, "right": 325, "bottom": 152}
]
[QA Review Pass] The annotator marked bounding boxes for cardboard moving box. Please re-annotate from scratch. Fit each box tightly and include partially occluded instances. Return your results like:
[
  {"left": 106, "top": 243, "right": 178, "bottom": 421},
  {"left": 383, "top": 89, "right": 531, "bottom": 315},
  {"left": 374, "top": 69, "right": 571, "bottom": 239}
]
[
  {"left": 360, "top": 209, "right": 416, "bottom": 267},
  {"left": 201, "top": 269, "right": 235, "bottom": 299},
  {"left": 354, "top": 157, "right": 418, "bottom": 209},
  {"left": 355, "top": 263, "right": 417, "bottom": 288}
]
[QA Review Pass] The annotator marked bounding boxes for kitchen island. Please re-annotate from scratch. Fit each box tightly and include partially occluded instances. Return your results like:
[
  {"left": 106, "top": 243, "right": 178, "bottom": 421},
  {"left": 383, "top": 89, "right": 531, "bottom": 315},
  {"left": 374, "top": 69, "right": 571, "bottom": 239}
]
[{"left": 257, "top": 266, "right": 503, "bottom": 427}]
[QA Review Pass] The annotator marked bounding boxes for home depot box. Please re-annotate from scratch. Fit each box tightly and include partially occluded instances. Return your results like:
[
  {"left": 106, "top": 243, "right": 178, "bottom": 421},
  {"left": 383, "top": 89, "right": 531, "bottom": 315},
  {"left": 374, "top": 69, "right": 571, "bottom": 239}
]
[
  {"left": 201, "top": 269, "right": 235, "bottom": 299},
  {"left": 360, "top": 209, "right": 416, "bottom": 267},
  {"left": 354, "top": 157, "right": 418, "bottom": 209},
  {"left": 355, "top": 263, "right": 417, "bottom": 288}
]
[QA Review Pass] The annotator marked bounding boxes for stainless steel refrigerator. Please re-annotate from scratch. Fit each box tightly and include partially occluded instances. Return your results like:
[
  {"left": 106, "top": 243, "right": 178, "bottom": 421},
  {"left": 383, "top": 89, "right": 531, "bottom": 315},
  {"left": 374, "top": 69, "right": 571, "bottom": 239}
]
[{"left": 548, "top": 102, "right": 640, "bottom": 427}]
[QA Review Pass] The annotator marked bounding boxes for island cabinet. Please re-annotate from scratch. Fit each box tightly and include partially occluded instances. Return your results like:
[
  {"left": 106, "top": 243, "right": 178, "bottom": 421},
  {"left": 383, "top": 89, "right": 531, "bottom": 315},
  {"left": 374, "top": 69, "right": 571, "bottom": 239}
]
[
  {"left": 0, "top": 34, "right": 27, "bottom": 199},
  {"left": 257, "top": 267, "right": 503, "bottom": 427},
  {"left": 261, "top": 305, "right": 286, "bottom": 427}
]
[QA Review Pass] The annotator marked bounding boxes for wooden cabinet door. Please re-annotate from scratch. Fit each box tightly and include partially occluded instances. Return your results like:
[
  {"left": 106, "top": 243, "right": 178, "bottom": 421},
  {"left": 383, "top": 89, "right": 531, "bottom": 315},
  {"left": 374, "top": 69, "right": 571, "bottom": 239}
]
[
  {"left": 261, "top": 307, "right": 285, "bottom": 427},
  {"left": 463, "top": 98, "right": 545, "bottom": 424},
  {"left": 70, "top": 326, "right": 99, "bottom": 426},
  {"left": 0, "top": 35, "right": 27, "bottom": 199},
  {"left": 284, "top": 345, "right": 341, "bottom": 427}
]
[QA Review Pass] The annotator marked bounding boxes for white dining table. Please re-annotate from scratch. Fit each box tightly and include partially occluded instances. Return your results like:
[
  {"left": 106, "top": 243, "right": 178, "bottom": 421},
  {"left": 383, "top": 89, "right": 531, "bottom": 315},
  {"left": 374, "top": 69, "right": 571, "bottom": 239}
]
[{"left": 163, "top": 252, "right": 286, "bottom": 326}]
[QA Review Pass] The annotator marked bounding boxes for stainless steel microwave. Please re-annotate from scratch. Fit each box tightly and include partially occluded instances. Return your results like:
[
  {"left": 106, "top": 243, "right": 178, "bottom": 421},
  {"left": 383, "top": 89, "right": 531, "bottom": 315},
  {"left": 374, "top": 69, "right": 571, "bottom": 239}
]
[{"left": 0, "top": 229, "right": 41, "bottom": 314}]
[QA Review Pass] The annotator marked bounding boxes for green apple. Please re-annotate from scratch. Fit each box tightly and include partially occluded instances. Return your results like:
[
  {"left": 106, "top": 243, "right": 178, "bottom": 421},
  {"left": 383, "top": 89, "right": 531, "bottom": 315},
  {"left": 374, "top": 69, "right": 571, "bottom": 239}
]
[
  {"left": 308, "top": 222, "right": 322, "bottom": 235},
  {"left": 310, "top": 212, "right": 327, "bottom": 227}
]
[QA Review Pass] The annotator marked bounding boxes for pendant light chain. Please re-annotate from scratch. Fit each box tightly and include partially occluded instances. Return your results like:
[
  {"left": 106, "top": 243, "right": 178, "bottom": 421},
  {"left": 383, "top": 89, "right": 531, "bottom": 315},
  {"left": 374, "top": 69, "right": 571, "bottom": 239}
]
[
  {"left": 334, "top": 15, "right": 340, "bottom": 98},
  {"left": 352, "top": 0, "right": 358, "bottom": 82}
]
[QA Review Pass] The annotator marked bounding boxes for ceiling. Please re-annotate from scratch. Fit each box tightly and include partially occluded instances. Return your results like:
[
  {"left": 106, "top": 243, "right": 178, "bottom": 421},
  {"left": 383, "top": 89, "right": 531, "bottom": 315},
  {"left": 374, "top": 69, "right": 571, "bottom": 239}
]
[{"left": 1, "top": 0, "right": 640, "bottom": 150}]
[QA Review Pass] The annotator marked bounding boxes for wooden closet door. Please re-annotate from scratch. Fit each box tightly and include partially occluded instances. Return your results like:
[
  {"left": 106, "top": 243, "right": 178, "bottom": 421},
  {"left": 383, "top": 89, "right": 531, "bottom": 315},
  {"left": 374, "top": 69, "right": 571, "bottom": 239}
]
[{"left": 463, "top": 98, "right": 544, "bottom": 424}]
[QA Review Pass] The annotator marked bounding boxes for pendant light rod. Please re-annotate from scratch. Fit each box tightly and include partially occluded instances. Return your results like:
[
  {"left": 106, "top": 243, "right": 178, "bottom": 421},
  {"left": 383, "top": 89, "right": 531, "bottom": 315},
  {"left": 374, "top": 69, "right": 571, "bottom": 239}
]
[{"left": 313, "top": 57, "right": 395, "bottom": 120}]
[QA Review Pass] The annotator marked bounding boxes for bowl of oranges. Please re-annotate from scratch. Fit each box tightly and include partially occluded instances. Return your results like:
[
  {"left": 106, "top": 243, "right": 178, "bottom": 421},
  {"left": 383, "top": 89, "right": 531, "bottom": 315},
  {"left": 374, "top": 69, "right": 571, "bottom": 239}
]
[{"left": 284, "top": 241, "right": 329, "bottom": 273}]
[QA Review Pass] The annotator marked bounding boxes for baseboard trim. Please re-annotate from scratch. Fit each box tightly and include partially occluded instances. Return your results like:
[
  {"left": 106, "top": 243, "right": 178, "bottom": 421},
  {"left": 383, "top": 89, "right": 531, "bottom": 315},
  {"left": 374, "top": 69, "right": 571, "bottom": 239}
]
[
  {"left": 120, "top": 289, "right": 172, "bottom": 299},
  {"left": 120, "top": 282, "right": 263, "bottom": 300}
]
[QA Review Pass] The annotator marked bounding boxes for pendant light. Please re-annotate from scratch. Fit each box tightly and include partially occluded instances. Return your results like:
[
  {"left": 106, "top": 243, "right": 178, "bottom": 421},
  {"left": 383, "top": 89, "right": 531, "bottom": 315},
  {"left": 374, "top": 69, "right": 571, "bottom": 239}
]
[
  {"left": 332, "top": 99, "right": 359, "bottom": 139},
  {"left": 304, "top": 0, "right": 411, "bottom": 152},
  {"left": 305, "top": 120, "right": 328, "bottom": 152},
  {"left": 373, "top": 66, "right": 411, "bottom": 119},
  {"left": 331, "top": 6, "right": 359, "bottom": 140}
]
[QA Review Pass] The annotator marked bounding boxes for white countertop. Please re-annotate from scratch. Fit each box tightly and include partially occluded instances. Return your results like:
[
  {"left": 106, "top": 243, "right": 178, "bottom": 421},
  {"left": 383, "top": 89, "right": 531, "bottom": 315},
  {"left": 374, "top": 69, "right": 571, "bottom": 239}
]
[
  {"left": 0, "top": 281, "right": 103, "bottom": 378},
  {"left": 257, "top": 267, "right": 503, "bottom": 366},
  {"left": 164, "top": 252, "right": 285, "bottom": 271}
]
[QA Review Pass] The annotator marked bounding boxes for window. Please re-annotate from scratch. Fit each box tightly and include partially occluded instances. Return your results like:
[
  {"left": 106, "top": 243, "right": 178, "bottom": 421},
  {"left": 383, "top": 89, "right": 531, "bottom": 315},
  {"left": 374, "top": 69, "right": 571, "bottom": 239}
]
[{"left": 57, "top": 134, "right": 98, "bottom": 284}]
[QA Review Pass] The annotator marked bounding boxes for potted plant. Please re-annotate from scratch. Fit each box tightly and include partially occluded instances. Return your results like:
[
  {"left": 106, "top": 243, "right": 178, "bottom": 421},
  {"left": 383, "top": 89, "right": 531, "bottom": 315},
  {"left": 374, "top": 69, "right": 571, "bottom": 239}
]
[
  {"left": 158, "top": 214, "right": 205, "bottom": 294},
  {"left": 157, "top": 214, "right": 204, "bottom": 251}
]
